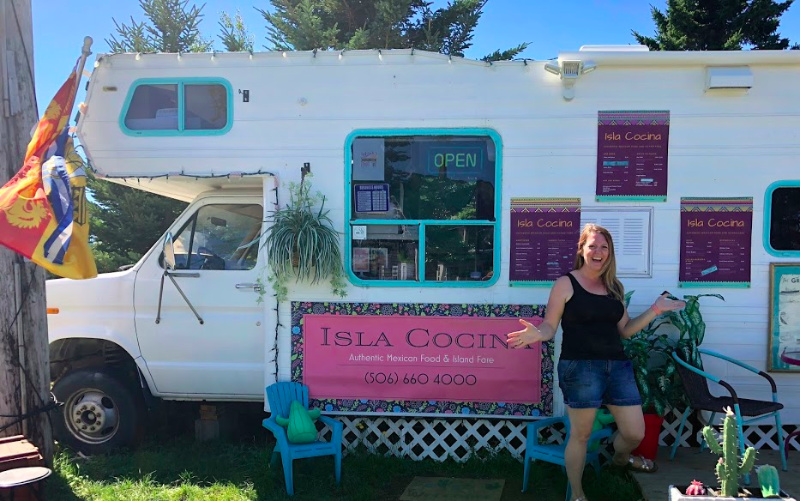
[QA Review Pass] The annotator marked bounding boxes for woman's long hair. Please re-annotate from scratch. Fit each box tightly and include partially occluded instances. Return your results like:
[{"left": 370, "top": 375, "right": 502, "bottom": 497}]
[{"left": 573, "top": 223, "right": 624, "bottom": 302}]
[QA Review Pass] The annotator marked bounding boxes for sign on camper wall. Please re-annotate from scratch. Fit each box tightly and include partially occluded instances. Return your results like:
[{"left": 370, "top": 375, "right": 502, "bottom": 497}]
[
  {"left": 596, "top": 110, "right": 670, "bottom": 202},
  {"left": 290, "top": 302, "right": 554, "bottom": 418},
  {"left": 679, "top": 197, "right": 753, "bottom": 287},
  {"left": 509, "top": 198, "right": 581, "bottom": 285}
]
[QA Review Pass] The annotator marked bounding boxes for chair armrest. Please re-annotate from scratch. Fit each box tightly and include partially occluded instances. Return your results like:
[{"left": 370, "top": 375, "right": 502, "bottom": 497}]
[
  {"left": 700, "top": 348, "right": 778, "bottom": 393},
  {"left": 318, "top": 415, "right": 343, "bottom": 443},
  {"left": 589, "top": 427, "right": 613, "bottom": 441},
  {"left": 527, "top": 416, "right": 565, "bottom": 434},
  {"left": 262, "top": 417, "right": 285, "bottom": 437}
]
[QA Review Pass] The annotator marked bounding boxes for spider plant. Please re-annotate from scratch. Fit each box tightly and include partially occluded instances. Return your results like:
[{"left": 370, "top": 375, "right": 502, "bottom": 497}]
[{"left": 262, "top": 174, "right": 346, "bottom": 301}]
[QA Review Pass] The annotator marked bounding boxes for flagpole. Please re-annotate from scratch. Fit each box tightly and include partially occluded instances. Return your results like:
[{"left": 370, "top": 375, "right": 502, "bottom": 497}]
[{"left": 73, "top": 37, "right": 93, "bottom": 95}]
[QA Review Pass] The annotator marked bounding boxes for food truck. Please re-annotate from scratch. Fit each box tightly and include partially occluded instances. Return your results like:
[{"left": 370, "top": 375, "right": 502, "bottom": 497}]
[{"left": 45, "top": 46, "right": 800, "bottom": 457}]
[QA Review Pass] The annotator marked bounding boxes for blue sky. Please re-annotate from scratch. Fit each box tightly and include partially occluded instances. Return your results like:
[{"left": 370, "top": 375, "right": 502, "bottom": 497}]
[{"left": 32, "top": 0, "right": 800, "bottom": 113}]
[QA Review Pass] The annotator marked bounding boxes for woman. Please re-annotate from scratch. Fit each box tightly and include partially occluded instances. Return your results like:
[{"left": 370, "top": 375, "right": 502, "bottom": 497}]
[{"left": 508, "top": 223, "right": 684, "bottom": 501}]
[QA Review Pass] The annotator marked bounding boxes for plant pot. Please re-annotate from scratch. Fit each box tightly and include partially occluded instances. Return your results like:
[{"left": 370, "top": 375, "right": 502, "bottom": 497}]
[
  {"left": 632, "top": 412, "right": 663, "bottom": 461},
  {"left": 669, "top": 485, "right": 797, "bottom": 500}
]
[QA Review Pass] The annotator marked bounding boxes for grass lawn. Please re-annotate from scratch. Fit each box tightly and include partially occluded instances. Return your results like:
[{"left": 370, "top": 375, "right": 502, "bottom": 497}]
[{"left": 46, "top": 437, "right": 644, "bottom": 500}]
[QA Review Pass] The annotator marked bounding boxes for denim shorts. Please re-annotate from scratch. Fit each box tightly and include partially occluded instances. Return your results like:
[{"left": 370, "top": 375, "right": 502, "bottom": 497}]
[{"left": 557, "top": 359, "right": 642, "bottom": 408}]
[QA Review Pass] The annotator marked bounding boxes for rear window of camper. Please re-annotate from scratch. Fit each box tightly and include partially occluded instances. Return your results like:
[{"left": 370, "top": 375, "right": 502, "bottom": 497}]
[
  {"left": 121, "top": 79, "right": 232, "bottom": 136},
  {"left": 346, "top": 131, "right": 500, "bottom": 286},
  {"left": 765, "top": 182, "right": 800, "bottom": 255}
]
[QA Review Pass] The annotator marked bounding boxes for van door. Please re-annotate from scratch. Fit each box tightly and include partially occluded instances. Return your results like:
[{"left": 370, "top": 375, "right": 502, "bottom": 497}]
[{"left": 133, "top": 195, "right": 265, "bottom": 398}]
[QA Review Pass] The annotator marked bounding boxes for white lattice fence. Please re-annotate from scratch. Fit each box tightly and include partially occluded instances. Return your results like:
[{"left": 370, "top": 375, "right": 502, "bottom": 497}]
[
  {"left": 318, "top": 411, "right": 798, "bottom": 463},
  {"left": 659, "top": 408, "right": 799, "bottom": 452}
]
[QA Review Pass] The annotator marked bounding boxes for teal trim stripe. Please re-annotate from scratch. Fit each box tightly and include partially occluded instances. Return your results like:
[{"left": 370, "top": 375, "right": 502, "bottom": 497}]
[
  {"left": 596, "top": 196, "right": 667, "bottom": 202},
  {"left": 119, "top": 77, "right": 234, "bottom": 137},
  {"left": 510, "top": 281, "right": 555, "bottom": 287},
  {"left": 344, "top": 128, "right": 502, "bottom": 288},
  {"left": 764, "top": 180, "right": 800, "bottom": 257},
  {"left": 679, "top": 282, "right": 751, "bottom": 288}
]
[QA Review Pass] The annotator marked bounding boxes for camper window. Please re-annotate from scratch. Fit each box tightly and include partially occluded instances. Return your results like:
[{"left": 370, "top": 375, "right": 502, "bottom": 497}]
[
  {"left": 168, "top": 203, "right": 263, "bottom": 271},
  {"left": 766, "top": 182, "right": 800, "bottom": 255},
  {"left": 347, "top": 132, "right": 500, "bottom": 285},
  {"left": 122, "top": 78, "right": 232, "bottom": 135}
]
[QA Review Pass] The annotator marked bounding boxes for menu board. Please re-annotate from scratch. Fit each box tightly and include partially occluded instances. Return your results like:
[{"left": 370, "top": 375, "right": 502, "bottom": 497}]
[
  {"left": 510, "top": 198, "right": 581, "bottom": 285},
  {"left": 354, "top": 184, "right": 390, "bottom": 213},
  {"left": 679, "top": 197, "right": 752, "bottom": 287},
  {"left": 596, "top": 111, "right": 670, "bottom": 202}
]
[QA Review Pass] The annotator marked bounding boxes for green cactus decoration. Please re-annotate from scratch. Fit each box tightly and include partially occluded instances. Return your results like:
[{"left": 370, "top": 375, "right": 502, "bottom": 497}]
[
  {"left": 757, "top": 464, "right": 781, "bottom": 498},
  {"left": 275, "top": 400, "right": 321, "bottom": 444},
  {"left": 588, "top": 408, "right": 615, "bottom": 452},
  {"left": 702, "top": 407, "right": 757, "bottom": 497}
]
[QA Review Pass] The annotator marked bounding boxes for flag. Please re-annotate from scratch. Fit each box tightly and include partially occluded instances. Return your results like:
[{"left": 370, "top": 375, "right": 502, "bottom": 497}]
[{"left": 0, "top": 61, "right": 97, "bottom": 279}]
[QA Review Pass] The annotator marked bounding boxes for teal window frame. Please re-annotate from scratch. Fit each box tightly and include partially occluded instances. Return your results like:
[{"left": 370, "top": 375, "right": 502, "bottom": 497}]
[
  {"left": 119, "top": 77, "right": 233, "bottom": 136},
  {"left": 764, "top": 180, "right": 800, "bottom": 257},
  {"left": 344, "top": 128, "right": 502, "bottom": 288}
]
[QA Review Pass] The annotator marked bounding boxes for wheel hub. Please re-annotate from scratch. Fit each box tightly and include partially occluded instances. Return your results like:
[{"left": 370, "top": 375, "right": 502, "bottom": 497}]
[{"left": 66, "top": 390, "right": 119, "bottom": 444}]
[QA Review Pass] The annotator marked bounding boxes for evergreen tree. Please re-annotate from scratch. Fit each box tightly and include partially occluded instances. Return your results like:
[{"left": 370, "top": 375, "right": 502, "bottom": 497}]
[
  {"left": 91, "top": 0, "right": 214, "bottom": 272},
  {"left": 257, "top": 0, "right": 528, "bottom": 60},
  {"left": 633, "top": 0, "right": 794, "bottom": 50},
  {"left": 219, "top": 10, "right": 255, "bottom": 52}
]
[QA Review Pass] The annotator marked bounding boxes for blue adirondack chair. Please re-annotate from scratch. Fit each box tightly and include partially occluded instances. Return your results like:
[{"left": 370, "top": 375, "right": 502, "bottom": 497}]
[
  {"left": 263, "top": 382, "right": 343, "bottom": 496},
  {"left": 523, "top": 415, "right": 613, "bottom": 501}
]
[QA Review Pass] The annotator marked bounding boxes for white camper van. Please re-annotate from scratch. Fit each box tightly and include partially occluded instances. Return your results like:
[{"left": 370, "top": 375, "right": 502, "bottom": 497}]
[{"left": 46, "top": 47, "right": 800, "bottom": 457}]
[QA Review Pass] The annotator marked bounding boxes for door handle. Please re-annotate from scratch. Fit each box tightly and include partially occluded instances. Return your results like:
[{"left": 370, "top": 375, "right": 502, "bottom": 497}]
[{"left": 236, "top": 282, "right": 263, "bottom": 292}]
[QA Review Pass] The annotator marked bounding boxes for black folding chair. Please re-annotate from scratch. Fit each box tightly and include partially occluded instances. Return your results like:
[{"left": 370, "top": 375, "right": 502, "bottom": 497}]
[{"left": 670, "top": 348, "right": 787, "bottom": 483}]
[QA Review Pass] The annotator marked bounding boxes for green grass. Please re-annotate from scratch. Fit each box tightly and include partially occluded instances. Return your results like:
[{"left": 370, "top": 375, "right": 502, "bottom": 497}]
[{"left": 46, "top": 438, "right": 644, "bottom": 501}]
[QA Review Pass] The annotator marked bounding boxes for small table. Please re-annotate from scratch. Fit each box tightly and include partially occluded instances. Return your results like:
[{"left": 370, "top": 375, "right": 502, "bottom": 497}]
[
  {"left": 0, "top": 466, "right": 51, "bottom": 501},
  {"left": 780, "top": 348, "right": 800, "bottom": 462}
]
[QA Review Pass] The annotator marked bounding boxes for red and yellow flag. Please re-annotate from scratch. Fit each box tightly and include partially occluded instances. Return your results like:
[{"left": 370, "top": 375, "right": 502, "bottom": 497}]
[{"left": 0, "top": 61, "right": 97, "bottom": 279}]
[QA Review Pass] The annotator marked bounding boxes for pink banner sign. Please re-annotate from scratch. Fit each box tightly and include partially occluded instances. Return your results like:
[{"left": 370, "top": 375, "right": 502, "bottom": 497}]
[{"left": 302, "top": 315, "right": 542, "bottom": 403}]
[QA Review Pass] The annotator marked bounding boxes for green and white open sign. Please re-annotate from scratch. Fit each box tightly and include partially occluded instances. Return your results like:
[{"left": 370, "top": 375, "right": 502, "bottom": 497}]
[{"left": 427, "top": 146, "right": 484, "bottom": 174}]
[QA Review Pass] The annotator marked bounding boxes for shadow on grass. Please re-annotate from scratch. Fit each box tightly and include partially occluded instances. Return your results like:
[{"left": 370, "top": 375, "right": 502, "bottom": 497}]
[{"left": 47, "top": 437, "right": 644, "bottom": 501}]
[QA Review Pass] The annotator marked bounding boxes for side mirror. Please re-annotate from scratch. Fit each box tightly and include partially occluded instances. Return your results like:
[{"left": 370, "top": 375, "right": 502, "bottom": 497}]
[{"left": 163, "top": 232, "right": 176, "bottom": 271}]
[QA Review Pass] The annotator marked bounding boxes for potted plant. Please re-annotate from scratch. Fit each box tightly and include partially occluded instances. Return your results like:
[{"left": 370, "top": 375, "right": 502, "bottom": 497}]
[
  {"left": 668, "top": 407, "right": 796, "bottom": 500},
  {"left": 623, "top": 292, "right": 724, "bottom": 460},
  {"left": 262, "top": 171, "right": 347, "bottom": 301}
]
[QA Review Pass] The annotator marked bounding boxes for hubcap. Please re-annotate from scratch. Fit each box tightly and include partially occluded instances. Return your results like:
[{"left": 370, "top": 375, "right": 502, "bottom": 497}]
[{"left": 65, "top": 390, "right": 119, "bottom": 445}]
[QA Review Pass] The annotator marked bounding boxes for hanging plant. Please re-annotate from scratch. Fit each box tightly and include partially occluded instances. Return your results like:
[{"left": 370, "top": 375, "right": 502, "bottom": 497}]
[{"left": 262, "top": 172, "right": 347, "bottom": 301}]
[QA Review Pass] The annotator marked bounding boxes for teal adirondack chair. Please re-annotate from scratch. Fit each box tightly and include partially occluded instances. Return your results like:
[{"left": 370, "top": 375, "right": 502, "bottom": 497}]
[
  {"left": 263, "top": 382, "right": 342, "bottom": 496},
  {"left": 523, "top": 415, "right": 614, "bottom": 501}
]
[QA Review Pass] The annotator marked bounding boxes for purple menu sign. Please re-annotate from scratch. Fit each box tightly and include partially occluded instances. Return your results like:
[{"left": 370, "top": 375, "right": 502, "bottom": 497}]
[
  {"left": 679, "top": 197, "right": 753, "bottom": 287},
  {"left": 597, "top": 110, "right": 670, "bottom": 202},
  {"left": 510, "top": 198, "right": 581, "bottom": 285}
]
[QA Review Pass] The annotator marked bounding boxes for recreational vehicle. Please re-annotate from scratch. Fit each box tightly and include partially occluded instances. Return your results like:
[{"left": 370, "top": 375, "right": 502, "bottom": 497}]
[{"left": 45, "top": 46, "right": 800, "bottom": 458}]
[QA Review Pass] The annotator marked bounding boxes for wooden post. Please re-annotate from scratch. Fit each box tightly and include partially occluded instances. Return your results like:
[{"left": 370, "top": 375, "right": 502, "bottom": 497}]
[{"left": 0, "top": 0, "right": 53, "bottom": 465}]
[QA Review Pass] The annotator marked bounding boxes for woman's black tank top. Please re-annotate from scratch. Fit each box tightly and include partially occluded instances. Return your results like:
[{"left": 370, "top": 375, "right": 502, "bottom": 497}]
[{"left": 560, "top": 273, "right": 626, "bottom": 360}]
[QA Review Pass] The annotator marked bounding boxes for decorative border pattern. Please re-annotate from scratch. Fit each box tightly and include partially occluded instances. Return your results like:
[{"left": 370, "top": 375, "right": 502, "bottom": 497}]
[
  {"left": 290, "top": 302, "right": 554, "bottom": 417},
  {"left": 598, "top": 110, "right": 670, "bottom": 125}
]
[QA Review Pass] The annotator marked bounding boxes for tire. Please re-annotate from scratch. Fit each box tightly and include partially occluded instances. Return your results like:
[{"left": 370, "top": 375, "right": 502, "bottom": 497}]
[{"left": 52, "top": 369, "right": 143, "bottom": 454}]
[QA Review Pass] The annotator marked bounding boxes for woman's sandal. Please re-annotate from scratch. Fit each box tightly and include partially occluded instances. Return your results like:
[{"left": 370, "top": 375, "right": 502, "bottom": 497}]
[
  {"left": 621, "top": 454, "right": 658, "bottom": 473},
  {"left": 611, "top": 453, "right": 658, "bottom": 473}
]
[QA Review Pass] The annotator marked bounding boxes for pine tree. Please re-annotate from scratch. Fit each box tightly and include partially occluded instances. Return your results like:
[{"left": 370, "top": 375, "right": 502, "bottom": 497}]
[
  {"left": 633, "top": 0, "right": 794, "bottom": 50},
  {"left": 91, "top": 0, "right": 213, "bottom": 272},
  {"left": 219, "top": 10, "right": 255, "bottom": 52},
  {"left": 257, "top": 0, "right": 528, "bottom": 61}
]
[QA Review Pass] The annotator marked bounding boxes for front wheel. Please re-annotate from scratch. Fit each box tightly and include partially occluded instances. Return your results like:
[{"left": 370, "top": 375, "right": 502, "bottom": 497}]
[{"left": 52, "top": 369, "right": 143, "bottom": 454}]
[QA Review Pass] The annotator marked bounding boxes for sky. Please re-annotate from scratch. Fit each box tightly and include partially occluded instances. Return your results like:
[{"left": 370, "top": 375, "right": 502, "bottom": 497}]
[{"left": 30, "top": 0, "right": 800, "bottom": 114}]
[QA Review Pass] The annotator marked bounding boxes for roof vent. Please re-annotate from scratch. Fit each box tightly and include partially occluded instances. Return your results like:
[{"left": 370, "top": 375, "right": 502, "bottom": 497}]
[{"left": 705, "top": 66, "right": 753, "bottom": 91}]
